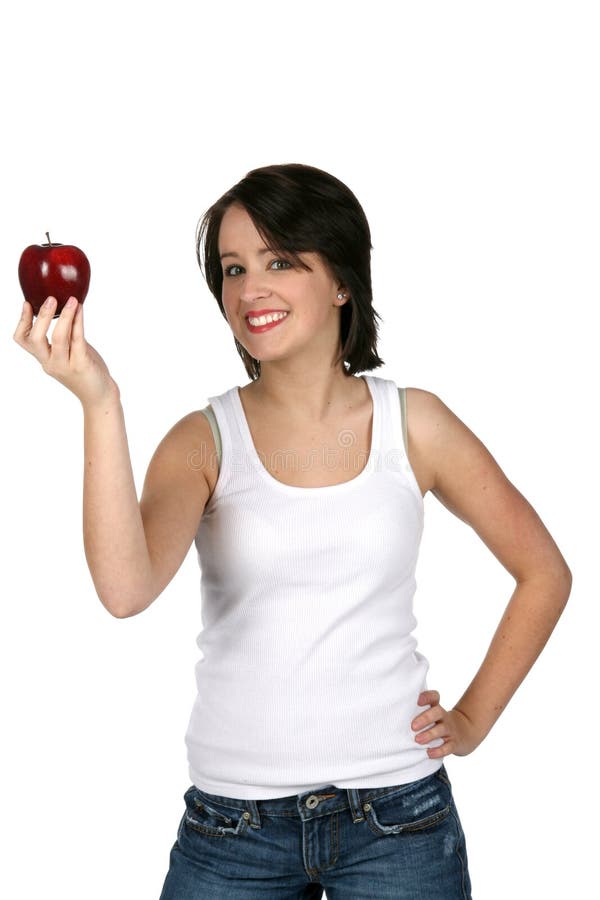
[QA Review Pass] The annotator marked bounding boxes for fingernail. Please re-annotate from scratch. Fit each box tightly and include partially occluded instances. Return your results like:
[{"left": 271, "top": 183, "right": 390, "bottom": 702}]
[
  {"left": 43, "top": 296, "right": 55, "bottom": 308},
  {"left": 66, "top": 296, "right": 76, "bottom": 308}
]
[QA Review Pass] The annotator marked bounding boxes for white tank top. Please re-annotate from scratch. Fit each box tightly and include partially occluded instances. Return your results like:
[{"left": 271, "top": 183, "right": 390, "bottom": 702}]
[{"left": 184, "top": 374, "right": 443, "bottom": 799}]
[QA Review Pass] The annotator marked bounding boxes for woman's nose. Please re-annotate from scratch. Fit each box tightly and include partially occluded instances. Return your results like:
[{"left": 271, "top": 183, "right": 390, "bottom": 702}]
[{"left": 238, "top": 270, "right": 271, "bottom": 302}]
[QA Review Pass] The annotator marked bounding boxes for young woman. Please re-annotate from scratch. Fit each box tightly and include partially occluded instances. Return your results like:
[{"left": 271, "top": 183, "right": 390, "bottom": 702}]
[{"left": 14, "top": 163, "right": 571, "bottom": 899}]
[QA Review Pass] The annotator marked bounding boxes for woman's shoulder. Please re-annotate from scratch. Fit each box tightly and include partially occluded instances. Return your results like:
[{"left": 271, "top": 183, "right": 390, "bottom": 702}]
[
  {"left": 404, "top": 386, "right": 441, "bottom": 414},
  {"left": 403, "top": 386, "right": 450, "bottom": 420},
  {"left": 157, "top": 407, "right": 220, "bottom": 489},
  {"left": 404, "top": 386, "right": 472, "bottom": 447},
  {"left": 403, "top": 386, "right": 502, "bottom": 502},
  {"left": 403, "top": 386, "right": 443, "bottom": 426}
]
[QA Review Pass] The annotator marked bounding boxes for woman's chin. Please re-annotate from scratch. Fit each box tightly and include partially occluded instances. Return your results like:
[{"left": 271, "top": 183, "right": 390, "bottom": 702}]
[{"left": 238, "top": 342, "right": 287, "bottom": 364}]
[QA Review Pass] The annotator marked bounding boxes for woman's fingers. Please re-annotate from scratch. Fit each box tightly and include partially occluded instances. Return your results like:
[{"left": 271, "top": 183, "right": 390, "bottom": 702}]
[
  {"left": 418, "top": 689, "right": 440, "bottom": 705},
  {"left": 13, "top": 298, "right": 36, "bottom": 343},
  {"left": 412, "top": 689, "right": 442, "bottom": 730},
  {"left": 48, "top": 297, "right": 79, "bottom": 366},
  {"left": 14, "top": 296, "right": 54, "bottom": 365},
  {"left": 13, "top": 300, "right": 31, "bottom": 341},
  {"left": 14, "top": 296, "right": 81, "bottom": 370},
  {"left": 414, "top": 716, "right": 446, "bottom": 741},
  {"left": 413, "top": 705, "right": 444, "bottom": 732},
  {"left": 70, "top": 297, "right": 84, "bottom": 346},
  {"left": 411, "top": 692, "right": 482, "bottom": 759},
  {"left": 14, "top": 296, "right": 116, "bottom": 407}
]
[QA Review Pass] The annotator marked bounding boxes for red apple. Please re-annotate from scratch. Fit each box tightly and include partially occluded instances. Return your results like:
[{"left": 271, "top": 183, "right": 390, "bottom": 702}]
[{"left": 18, "top": 232, "right": 91, "bottom": 318}]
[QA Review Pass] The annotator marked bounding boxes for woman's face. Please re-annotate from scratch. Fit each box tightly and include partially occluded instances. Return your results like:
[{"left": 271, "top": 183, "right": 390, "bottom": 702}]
[{"left": 218, "top": 203, "right": 346, "bottom": 369}]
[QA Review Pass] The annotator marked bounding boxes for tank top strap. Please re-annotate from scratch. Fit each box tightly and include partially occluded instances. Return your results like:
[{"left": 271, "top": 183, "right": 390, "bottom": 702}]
[
  {"left": 368, "top": 377, "right": 407, "bottom": 463},
  {"left": 398, "top": 386, "right": 408, "bottom": 456},
  {"left": 200, "top": 404, "right": 222, "bottom": 468}
]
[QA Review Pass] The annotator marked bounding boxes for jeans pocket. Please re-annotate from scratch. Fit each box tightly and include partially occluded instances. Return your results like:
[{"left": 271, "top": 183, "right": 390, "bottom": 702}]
[
  {"left": 364, "top": 769, "right": 452, "bottom": 837},
  {"left": 180, "top": 785, "right": 250, "bottom": 839}
]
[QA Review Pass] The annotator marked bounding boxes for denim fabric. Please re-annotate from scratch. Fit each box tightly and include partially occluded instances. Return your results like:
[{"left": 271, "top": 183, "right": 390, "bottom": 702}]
[{"left": 158, "top": 763, "right": 472, "bottom": 898}]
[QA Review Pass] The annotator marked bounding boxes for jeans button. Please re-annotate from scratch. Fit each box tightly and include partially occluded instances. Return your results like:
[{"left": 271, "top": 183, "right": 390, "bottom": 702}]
[{"left": 306, "top": 795, "right": 320, "bottom": 809}]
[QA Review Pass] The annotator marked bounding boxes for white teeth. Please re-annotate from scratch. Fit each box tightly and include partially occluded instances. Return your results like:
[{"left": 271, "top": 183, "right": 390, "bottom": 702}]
[{"left": 248, "top": 311, "right": 288, "bottom": 326}]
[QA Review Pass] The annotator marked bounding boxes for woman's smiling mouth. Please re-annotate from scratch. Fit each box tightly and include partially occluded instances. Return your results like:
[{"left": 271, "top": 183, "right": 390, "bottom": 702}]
[{"left": 245, "top": 310, "right": 289, "bottom": 333}]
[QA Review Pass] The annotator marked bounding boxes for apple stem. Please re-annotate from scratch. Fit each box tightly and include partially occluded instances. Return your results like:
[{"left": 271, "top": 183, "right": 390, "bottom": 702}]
[{"left": 45, "top": 231, "right": 52, "bottom": 246}]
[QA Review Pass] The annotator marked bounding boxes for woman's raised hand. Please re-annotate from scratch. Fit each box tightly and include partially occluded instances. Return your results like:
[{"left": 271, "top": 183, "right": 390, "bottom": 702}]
[{"left": 13, "top": 295, "right": 119, "bottom": 409}]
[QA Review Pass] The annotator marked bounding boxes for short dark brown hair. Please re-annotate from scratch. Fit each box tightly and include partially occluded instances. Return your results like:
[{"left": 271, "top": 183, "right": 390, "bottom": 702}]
[{"left": 195, "top": 163, "right": 385, "bottom": 379}]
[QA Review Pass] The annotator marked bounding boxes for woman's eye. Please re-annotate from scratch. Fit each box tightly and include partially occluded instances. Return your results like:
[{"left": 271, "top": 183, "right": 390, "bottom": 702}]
[{"left": 224, "top": 259, "right": 291, "bottom": 277}]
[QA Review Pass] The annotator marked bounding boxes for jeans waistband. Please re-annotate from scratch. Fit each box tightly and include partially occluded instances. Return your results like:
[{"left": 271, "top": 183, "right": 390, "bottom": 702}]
[{"left": 192, "top": 766, "right": 448, "bottom": 827}]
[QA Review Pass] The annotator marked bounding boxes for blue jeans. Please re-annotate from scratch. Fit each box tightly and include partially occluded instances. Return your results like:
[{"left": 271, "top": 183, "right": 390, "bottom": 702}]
[{"left": 158, "top": 763, "right": 472, "bottom": 898}]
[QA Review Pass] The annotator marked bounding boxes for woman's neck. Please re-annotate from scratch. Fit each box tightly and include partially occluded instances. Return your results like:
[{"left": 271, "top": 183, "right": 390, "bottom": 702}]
[{"left": 242, "top": 366, "right": 361, "bottom": 425}]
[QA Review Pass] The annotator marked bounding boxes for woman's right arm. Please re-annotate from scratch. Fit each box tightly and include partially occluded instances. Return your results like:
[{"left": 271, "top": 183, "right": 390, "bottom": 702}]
[
  {"left": 14, "top": 295, "right": 212, "bottom": 619},
  {"left": 82, "top": 391, "right": 156, "bottom": 617},
  {"left": 82, "top": 397, "right": 212, "bottom": 618}
]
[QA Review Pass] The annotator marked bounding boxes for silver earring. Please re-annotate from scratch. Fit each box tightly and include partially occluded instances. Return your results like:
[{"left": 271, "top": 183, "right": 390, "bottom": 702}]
[{"left": 337, "top": 293, "right": 345, "bottom": 300}]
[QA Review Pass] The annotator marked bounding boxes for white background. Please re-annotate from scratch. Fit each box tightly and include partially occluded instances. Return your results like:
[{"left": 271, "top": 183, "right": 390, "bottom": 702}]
[{"left": 2, "top": 1, "right": 597, "bottom": 897}]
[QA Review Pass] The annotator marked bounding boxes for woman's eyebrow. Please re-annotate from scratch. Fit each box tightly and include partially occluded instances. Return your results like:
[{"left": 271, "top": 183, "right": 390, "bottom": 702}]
[{"left": 219, "top": 248, "right": 273, "bottom": 261}]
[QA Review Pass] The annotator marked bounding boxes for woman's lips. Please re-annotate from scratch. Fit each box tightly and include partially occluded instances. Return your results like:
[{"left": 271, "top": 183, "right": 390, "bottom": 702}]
[{"left": 245, "top": 314, "right": 289, "bottom": 334}]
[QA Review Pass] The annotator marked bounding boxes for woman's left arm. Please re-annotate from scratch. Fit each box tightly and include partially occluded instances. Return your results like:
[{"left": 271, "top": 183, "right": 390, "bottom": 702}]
[{"left": 409, "top": 390, "right": 572, "bottom": 759}]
